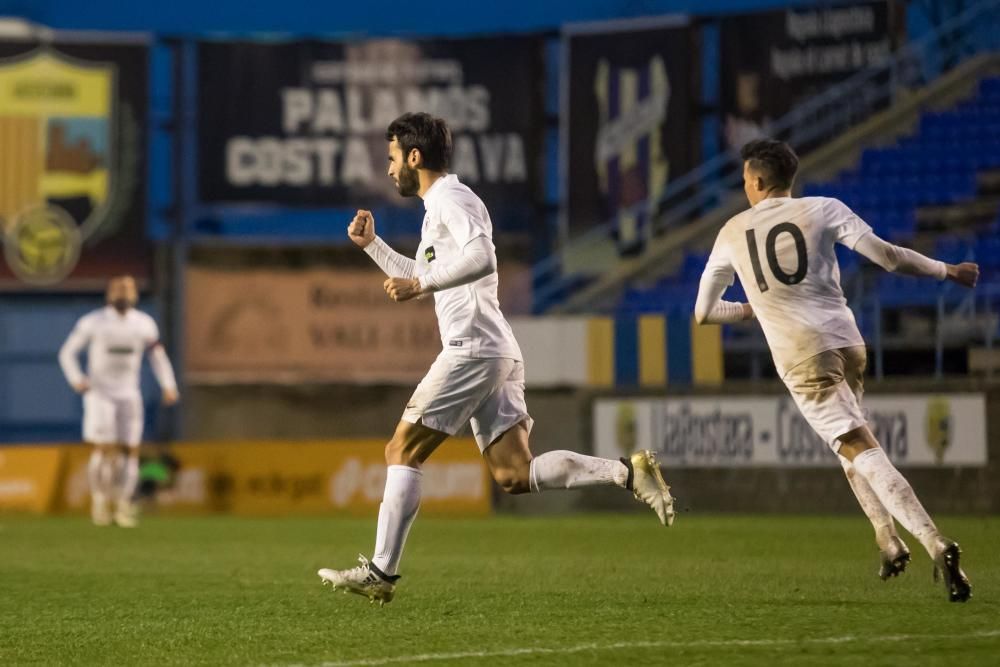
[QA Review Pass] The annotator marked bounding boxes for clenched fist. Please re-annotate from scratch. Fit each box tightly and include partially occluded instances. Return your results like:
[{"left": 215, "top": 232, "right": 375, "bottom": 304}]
[
  {"left": 162, "top": 388, "right": 180, "bottom": 406},
  {"left": 946, "top": 262, "right": 979, "bottom": 288},
  {"left": 348, "top": 210, "right": 376, "bottom": 248},
  {"left": 384, "top": 277, "right": 423, "bottom": 302}
]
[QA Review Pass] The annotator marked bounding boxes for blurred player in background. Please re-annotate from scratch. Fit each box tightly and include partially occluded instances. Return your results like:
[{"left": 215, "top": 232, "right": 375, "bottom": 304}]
[
  {"left": 58, "top": 275, "right": 179, "bottom": 528},
  {"left": 318, "top": 112, "right": 676, "bottom": 605},
  {"left": 694, "top": 138, "right": 977, "bottom": 602}
]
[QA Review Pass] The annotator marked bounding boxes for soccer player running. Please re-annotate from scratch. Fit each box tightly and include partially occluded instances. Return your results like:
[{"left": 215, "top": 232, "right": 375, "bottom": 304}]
[
  {"left": 59, "top": 275, "right": 179, "bottom": 528},
  {"left": 694, "top": 139, "right": 976, "bottom": 602},
  {"left": 318, "top": 112, "right": 675, "bottom": 605}
]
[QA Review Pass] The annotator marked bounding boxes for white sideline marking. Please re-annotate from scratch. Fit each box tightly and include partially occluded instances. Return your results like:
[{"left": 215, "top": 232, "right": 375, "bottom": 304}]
[{"left": 295, "top": 629, "right": 1000, "bottom": 667}]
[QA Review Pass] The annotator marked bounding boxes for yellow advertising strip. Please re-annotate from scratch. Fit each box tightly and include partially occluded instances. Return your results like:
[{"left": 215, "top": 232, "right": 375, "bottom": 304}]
[
  {"left": 638, "top": 314, "right": 667, "bottom": 387},
  {"left": 586, "top": 317, "right": 615, "bottom": 387},
  {"left": 55, "top": 439, "right": 491, "bottom": 517},
  {"left": 0, "top": 116, "right": 41, "bottom": 225},
  {"left": 0, "top": 447, "right": 64, "bottom": 513},
  {"left": 691, "top": 319, "right": 724, "bottom": 386}
]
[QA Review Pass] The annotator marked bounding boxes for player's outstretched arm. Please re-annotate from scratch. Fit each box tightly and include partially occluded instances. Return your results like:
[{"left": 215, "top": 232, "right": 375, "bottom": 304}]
[
  {"left": 384, "top": 236, "right": 496, "bottom": 302},
  {"left": 58, "top": 322, "right": 90, "bottom": 393},
  {"left": 853, "top": 233, "right": 979, "bottom": 288},
  {"left": 349, "top": 209, "right": 417, "bottom": 279},
  {"left": 148, "top": 343, "right": 180, "bottom": 406},
  {"left": 694, "top": 257, "right": 753, "bottom": 325}
]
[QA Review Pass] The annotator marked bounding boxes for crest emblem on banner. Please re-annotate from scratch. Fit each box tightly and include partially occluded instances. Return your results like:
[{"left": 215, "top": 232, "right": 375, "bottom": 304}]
[
  {"left": 593, "top": 56, "right": 670, "bottom": 254},
  {"left": 0, "top": 49, "right": 127, "bottom": 284},
  {"left": 925, "top": 397, "right": 952, "bottom": 465}
]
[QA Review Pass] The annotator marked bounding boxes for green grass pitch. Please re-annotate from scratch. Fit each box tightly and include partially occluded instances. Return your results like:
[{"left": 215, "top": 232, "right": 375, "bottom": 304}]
[{"left": 1, "top": 514, "right": 998, "bottom": 665}]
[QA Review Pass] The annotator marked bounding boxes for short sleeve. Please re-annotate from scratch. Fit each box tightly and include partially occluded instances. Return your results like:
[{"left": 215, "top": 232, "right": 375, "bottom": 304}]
[{"left": 824, "top": 197, "right": 872, "bottom": 249}]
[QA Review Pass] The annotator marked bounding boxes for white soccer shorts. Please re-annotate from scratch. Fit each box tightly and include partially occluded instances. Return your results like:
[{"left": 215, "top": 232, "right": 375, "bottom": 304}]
[
  {"left": 83, "top": 391, "right": 144, "bottom": 447},
  {"left": 782, "top": 345, "right": 868, "bottom": 451},
  {"left": 402, "top": 352, "right": 533, "bottom": 452}
]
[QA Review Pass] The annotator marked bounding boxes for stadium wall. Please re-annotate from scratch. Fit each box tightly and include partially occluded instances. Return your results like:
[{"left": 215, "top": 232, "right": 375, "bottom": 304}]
[{"left": 3, "top": 382, "right": 995, "bottom": 516}]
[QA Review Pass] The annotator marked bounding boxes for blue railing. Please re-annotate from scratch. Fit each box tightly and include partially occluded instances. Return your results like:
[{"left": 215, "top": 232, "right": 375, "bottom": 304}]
[{"left": 534, "top": 0, "right": 1000, "bottom": 312}]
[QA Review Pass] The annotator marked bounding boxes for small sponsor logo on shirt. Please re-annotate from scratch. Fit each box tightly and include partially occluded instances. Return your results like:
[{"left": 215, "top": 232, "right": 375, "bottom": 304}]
[
  {"left": 424, "top": 246, "right": 436, "bottom": 262},
  {"left": 107, "top": 346, "right": 135, "bottom": 355},
  {"left": 449, "top": 340, "right": 463, "bottom": 347}
]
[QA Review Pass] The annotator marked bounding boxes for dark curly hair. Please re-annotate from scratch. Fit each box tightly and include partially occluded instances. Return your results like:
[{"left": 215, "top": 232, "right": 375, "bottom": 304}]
[
  {"left": 740, "top": 138, "right": 799, "bottom": 191},
  {"left": 385, "top": 112, "right": 452, "bottom": 171}
]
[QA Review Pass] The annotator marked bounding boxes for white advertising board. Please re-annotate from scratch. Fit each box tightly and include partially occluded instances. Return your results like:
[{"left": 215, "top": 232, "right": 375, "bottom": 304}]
[{"left": 594, "top": 394, "right": 987, "bottom": 467}]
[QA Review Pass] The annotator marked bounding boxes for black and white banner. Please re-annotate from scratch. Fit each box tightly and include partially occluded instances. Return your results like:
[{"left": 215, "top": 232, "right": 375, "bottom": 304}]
[
  {"left": 720, "top": 1, "right": 892, "bottom": 151},
  {"left": 564, "top": 19, "right": 697, "bottom": 250},
  {"left": 594, "top": 394, "right": 987, "bottom": 467},
  {"left": 197, "top": 38, "right": 544, "bottom": 226}
]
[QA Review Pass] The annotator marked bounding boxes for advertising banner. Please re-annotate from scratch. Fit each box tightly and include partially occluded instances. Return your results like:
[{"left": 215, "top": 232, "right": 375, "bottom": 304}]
[
  {"left": 564, "top": 18, "right": 696, "bottom": 251},
  {"left": 594, "top": 394, "right": 987, "bottom": 467},
  {"left": 0, "top": 446, "right": 64, "bottom": 512},
  {"left": 0, "top": 41, "right": 149, "bottom": 288},
  {"left": 185, "top": 266, "right": 442, "bottom": 384},
  {"left": 720, "top": 2, "right": 891, "bottom": 151},
  {"left": 197, "top": 38, "right": 544, "bottom": 230},
  {"left": 58, "top": 438, "right": 491, "bottom": 516}
]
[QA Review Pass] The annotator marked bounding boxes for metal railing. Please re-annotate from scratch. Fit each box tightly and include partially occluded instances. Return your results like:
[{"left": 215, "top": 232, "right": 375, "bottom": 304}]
[
  {"left": 723, "top": 273, "right": 1000, "bottom": 381},
  {"left": 534, "top": 0, "right": 1000, "bottom": 311}
]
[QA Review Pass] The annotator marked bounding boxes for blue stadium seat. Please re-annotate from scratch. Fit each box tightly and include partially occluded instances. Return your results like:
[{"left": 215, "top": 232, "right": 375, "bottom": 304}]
[
  {"left": 973, "top": 238, "right": 1000, "bottom": 268},
  {"left": 935, "top": 237, "right": 974, "bottom": 264}
]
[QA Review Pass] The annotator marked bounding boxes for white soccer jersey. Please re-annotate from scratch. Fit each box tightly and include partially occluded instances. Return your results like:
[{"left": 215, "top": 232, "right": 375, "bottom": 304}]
[
  {"left": 414, "top": 174, "right": 522, "bottom": 360},
  {"left": 702, "top": 196, "right": 871, "bottom": 377},
  {"left": 59, "top": 307, "right": 162, "bottom": 398}
]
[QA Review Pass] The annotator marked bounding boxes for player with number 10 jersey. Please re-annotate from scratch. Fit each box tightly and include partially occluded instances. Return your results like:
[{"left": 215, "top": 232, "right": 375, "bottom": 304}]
[{"left": 694, "top": 139, "right": 978, "bottom": 602}]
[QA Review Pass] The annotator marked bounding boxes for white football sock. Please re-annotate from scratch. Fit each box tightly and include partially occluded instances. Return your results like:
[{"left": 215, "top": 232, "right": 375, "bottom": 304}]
[
  {"left": 119, "top": 455, "right": 140, "bottom": 506},
  {"left": 88, "top": 450, "right": 108, "bottom": 502},
  {"left": 371, "top": 465, "right": 422, "bottom": 578},
  {"left": 838, "top": 454, "right": 895, "bottom": 537},
  {"left": 528, "top": 451, "right": 629, "bottom": 493},
  {"left": 851, "top": 448, "right": 941, "bottom": 556}
]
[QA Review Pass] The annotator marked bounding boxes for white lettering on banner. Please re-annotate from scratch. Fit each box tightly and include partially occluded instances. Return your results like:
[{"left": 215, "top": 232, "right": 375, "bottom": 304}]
[
  {"left": 0, "top": 480, "right": 34, "bottom": 497},
  {"left": 770, "top": 5, "right": 890, "bottom": 82},
  {"left": 310, "top": 60, "right": 464, "bottom": 86},
  {"left": 226, "top": 133, "right": 524, "bottom": 188},
  {"left": 785, "top": 6, "right": 876, "bottom": 42},
  {"left": 225, "top": 65, "right": 525, "bottom": 189},
  {"left": 280, "top": 86, "right": 490, "bottom": 134},
  {"left": 157, "top": 469, "right": 207, "bottom": 506},
  {"left": 594, "top": 394, "right": 988, "bottom": 468},
  {"left": 328, "top": 458, "right": 485, "bottom": 507}
]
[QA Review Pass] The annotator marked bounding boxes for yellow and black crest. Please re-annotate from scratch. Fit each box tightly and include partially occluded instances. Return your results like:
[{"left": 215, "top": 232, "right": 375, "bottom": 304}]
[{"left": 0, "top": 48, "right": 120, "bottom": 284}]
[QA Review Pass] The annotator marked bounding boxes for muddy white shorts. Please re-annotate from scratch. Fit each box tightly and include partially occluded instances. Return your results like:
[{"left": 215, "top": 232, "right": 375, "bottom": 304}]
[
  {"left": 782, "top": 346, "right": 868, "bottom": 451},
  {"left": 83, "top": 391, "right": 144, "bottom": 447},
  {"left": 402, "top": 352, "right": 533, "bottom": 452}
]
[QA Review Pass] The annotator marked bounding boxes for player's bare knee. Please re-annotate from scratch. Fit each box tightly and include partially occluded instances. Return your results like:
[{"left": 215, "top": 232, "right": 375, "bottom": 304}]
[
  {"left": 838, "top": 425, "right": 879, "bottom": 462},
  {"left": 384, "top": 437, "right": 421, "bottom": 467}
]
